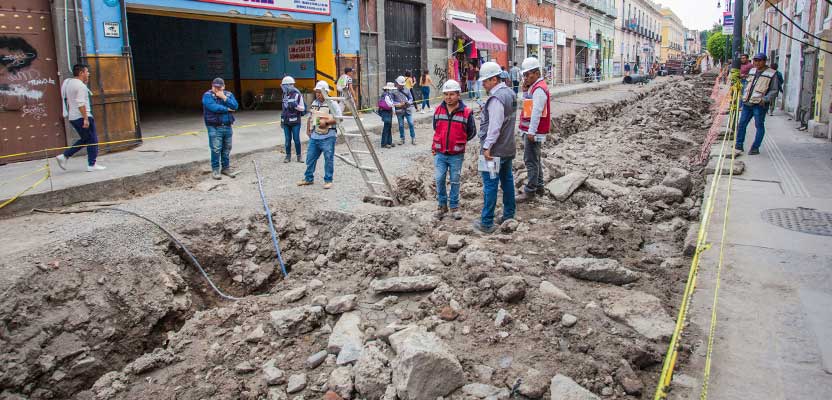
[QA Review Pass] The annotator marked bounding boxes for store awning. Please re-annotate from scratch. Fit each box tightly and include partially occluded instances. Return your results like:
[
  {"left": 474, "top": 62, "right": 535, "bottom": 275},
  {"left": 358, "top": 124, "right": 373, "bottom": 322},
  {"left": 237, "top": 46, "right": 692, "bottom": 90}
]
[
  {"left": 576, "top": 39, "right": 600, "bottom": 50},
  {"left": 451, "top": 20, "right": 507, "bottom": 52}
]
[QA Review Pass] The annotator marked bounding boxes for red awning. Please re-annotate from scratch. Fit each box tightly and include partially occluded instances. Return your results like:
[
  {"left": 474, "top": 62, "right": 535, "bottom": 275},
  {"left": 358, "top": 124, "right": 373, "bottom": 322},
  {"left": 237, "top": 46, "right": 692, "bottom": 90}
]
[{"left": 450, "top": 20, "right": 507, "bottom": 52}]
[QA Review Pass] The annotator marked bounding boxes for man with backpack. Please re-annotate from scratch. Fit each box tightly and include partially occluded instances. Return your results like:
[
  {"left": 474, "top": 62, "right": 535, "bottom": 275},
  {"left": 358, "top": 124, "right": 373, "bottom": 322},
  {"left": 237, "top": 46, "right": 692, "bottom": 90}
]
[
  {"left": 431, "top": 80, "right": 477, "bottom": 220},
  {"left": 281, "top": 76, "right": 306, "bottom": 163},
  {"left": 336, "top": 67, "right": 357, "bottom": 103}
]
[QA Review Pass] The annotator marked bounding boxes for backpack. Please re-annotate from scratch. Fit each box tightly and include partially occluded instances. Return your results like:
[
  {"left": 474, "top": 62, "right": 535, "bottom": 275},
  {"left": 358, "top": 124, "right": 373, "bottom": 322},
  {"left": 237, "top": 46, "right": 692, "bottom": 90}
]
[{"left": 377, "top": 93, "right": 392, "bottom": 111}]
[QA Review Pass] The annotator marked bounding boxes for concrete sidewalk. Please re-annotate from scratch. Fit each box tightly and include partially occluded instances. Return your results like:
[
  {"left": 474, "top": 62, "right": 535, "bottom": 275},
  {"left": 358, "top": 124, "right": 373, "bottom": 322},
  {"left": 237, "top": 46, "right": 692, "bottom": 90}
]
[
  {"left": 0, "top": 77, "right": 643, "bottom": 215},
  {"left": 673, "top": 111, "right": 832, "bottom": 399}
]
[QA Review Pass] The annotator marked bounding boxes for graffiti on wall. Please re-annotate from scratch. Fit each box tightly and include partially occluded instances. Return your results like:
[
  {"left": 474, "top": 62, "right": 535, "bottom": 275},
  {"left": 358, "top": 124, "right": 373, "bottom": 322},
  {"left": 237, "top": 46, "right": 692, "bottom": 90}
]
[
  {"left": 0, "top": 36, "right": 38, "bottom": 73},
  {"left": 433, "top": 63, "right": 449, "bottom": 90},
  {"left": 0, "top": 36, "right": 51, "bottom": 115}
]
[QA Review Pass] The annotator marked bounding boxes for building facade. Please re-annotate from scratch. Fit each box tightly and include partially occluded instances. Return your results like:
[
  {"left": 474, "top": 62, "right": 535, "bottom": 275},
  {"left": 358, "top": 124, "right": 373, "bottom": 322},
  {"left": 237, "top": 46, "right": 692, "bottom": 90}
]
[
  {"left": 587, "top": 0, "right": 618, "bottom": 81},
  {"left": 686, "top": 29, "right": 702, "bottom": 56},
  {"left": 614, "top": 0, "right": 662, "bottom": 75},
  {"left": 517, "top": 0, "right": 557, "bottom": 83},
  {"left": 660, "top": 7, "right": 685, "bottom": 61}
]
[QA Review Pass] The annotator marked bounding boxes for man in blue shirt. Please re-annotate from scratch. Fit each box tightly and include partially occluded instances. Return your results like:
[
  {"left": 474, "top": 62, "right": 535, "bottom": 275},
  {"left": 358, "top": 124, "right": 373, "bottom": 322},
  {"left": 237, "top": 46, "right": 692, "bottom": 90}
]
[{"left": 202, "top": 78, "right": 238, "bottom": 180}]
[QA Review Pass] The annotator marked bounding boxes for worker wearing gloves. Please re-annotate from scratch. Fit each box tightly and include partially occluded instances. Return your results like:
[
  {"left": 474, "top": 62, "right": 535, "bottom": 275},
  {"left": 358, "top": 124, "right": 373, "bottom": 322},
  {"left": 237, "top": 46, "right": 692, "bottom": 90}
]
[
  {"left": 473, "top": 61, "right": 517, "bottom": 234},
  {"left": 516, "top": 57, "right": 550, "bottom": 202},
  {"left": 431, "top": 80, "right": 477, "bottom": 221}
]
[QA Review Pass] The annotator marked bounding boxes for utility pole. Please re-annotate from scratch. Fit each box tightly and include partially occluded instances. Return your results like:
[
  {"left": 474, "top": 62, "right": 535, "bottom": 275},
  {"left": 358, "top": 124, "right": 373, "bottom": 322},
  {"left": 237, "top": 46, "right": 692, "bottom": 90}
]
[{"left": 731, "top": 0, "right": 744, "bottom": 70}]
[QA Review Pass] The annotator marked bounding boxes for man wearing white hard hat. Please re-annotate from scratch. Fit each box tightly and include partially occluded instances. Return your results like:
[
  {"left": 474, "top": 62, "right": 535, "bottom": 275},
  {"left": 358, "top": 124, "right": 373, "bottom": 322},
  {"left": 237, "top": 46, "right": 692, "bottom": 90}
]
[
  {"left": 393, "top": 76, "right": 417, "bottom": 145},
  {"left": 516, "top": 57, "right": 550, "bottom": 202},
  {"left": 297, "top": 80, "right": 341, "bottom": 189},
  {"left": 431, "top": 79, "right": 477, "bottom": 220},
  {"left": 473, "top": 61, "right": 517, "bottom": 234},
  {"left": 280, "top": 76, "right": 306, "bottom": 163}
]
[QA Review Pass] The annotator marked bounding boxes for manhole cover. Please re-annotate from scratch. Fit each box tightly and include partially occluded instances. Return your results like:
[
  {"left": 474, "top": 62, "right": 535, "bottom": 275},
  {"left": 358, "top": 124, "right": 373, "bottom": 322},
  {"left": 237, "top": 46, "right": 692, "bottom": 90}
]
[{"left": 761, "top": 208, "right": 832, "bottom": 237}]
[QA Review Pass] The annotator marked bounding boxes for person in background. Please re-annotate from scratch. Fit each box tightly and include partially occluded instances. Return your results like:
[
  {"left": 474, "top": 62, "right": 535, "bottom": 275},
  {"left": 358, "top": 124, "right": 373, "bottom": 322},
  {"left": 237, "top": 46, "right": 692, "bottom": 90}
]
[
  {"left": 431, "top": 80, "right": 477, "bottom": 221},
  {"left": 624, "top": 62, "right": 631, "bottom": 77},
  {"left": 500, "top": 66, "right": 511, "bottom": 87},
  {"left": 56, "top": 64, "right": 107, "bottom": 173},
  {"left": 404, "top": 70, "right": 419, "bottom": 112},
  {"left": 393, "top": 76, "right": 417, "bottom": 145},
  {"left": 298, "top": 81, "right": 341, "bottom": 189},
  {"left": 280, "top": 76, "right": 305, "bottom": 163},
  {"left": 509, "top": 61, "right": 522, "bottom": 94},
  {"left": 769, "top": 63, "right": 784, "bottom": 116},
  {"left": 378, "top": 82, "right": 399, "bottom": 148},
  {"left": 466, "top": 61, "right": 479, "bottom": 99},
  {"left": 516, "top": 57, "right": 550, "bottom": 203},
  {"left": 739, "top": 54, "right": 752, "bottom": 83},
  {"left": 336, "top": 67, "right": 358, "bottom": 103},
  {"left": 419, "top": 71, "right": 433, "bottom": 113},
  {"left": 201, "top": 77, "right": 238, "bottom": 180},
  {"left": 735, "top": 53, "right": 779, "bottom": 156}
]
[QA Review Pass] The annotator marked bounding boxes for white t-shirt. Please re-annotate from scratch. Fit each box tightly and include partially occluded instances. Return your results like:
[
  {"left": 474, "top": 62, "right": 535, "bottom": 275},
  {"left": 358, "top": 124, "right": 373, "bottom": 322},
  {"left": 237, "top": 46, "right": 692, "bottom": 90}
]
[{"left": 61, "top": 78, "right": 92, "bottom": 120}]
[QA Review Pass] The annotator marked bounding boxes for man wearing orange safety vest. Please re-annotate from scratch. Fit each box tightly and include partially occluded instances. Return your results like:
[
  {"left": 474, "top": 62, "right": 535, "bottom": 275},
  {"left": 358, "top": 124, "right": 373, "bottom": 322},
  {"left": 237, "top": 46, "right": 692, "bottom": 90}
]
[{"left": 517, "top": 57, "right": 550, "bottom": 202}]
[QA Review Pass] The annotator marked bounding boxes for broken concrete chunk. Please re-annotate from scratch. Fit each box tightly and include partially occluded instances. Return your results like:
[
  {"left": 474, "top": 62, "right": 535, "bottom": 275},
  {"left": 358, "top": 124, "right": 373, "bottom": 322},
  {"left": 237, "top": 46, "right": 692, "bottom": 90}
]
[
  {"left": 601, "top": 288, "right": 675, "bottom": 340},
  {"left": 642, "top": 185, "right": 684, "bottom": 203},
  {"left": 388, "top": 326, "right": 465, "bottom": 400},
  {"left": 397, "top": 253, "right": 443, "bottom": 276},
  {"left": 518, "top": 368, "right": 549, "bottom": 399},
  {"left": 245, "top": 324, "right": 267, "bottom": 343},
  {"left": 561, "top": 314, "right": 578, "bottom": 328},
  {"left": 354, "top": 342, "right": 392, "bottom": 400},
  {"left": 269, "top": 305, "right": 324, "bottom": 337},
  {"left": 370, "top": 276, "right": 441, "bottom": 294},
  {"left": 546, "top": 172, "right": 589, "bottom": 201},
  {"left": 549, "top": 374, "right": 600, "bottom": 400},
  {"left": 705, "top": 159, "right": 744, "bottom": 175},
  {"left": 461, "top": 383, "right": 510, "bottom": 399},
  {"left": 616, "top": 359, "right": 644, "bottom": 396},
  {"left": 496, "top": 276, "right": 527, "bottom": 303},
  {"left": 555, "top": 257, "right": 639, "bottom": 285},
  {"left": 282, "top": 286, "right": 307, "bottom": 303},
  {"left": 286, "top": 373, "right": 307, "bottom": 393},
  {"left": 326, "top": 294, "right": 358, "bottom": 314},
  {"left": 328, "top": 312, "right": 364, "bottom": 357},
  {"left": 495, "top": 309, "right": 512, "bottom": 327},
  {"left": 307, "top": 350, "right": 328, "bottom": 370},
  {"left": 661, "top": 168, "right": 692, "bottom": 195},
  {"left": 447, "top": 234, "right": 466, "bottom": 251},
  {"left": 683, "top": 223, "right": 700, "bottom": 256},
  {"left": 584, "top": 178, "right": 631, "bottom": 198},
  {"left": 328, "top": 366, "right": 354, "bottom": 399},
  {"left": 126, "top": 348, "right": 175, "bottom": 375},
  {"left": 263, "top": 365, "right": 286, "bottom": 385},
  {"left": 235, "top": 361, "right": 255, "bottom": 374},
  {"left": 539, "top": 281, "right": 572, "bottom": 301}
]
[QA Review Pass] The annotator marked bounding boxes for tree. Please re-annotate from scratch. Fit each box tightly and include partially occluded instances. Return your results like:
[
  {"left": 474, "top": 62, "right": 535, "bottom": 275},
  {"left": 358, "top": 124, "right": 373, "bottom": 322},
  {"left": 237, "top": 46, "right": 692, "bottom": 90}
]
[{"left": 707, "top": 31, "right": 730, "bottom": 62}]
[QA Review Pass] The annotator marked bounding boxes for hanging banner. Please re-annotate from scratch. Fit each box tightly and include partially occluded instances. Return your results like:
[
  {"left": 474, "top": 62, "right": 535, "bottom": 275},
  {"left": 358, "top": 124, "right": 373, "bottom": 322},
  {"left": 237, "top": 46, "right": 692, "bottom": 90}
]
[
  {"left": 195, "top": 0, "right": 331, "bottom": 15},
  {"left": 526, "top": 26, "right": 541, "bottom": 45},
  {"left": 722, "top": 11, "right": 734, "bottom": 35}
]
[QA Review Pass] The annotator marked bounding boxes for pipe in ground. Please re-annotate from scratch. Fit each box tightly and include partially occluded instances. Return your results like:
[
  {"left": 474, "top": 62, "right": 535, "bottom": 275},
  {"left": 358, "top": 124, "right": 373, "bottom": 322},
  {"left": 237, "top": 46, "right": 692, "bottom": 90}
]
[{"left": 253, "top": 161, "right": 289, "bottom": 278}]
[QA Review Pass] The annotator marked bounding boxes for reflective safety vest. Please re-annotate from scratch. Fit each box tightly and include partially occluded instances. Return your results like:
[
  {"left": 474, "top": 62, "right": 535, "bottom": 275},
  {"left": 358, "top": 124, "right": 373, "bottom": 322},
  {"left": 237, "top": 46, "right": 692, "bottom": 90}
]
[
  {"left": 518, "top": 79, "right": 550, "bottom": 135},
  {"left": 432, "top": 104, "right": 473, "bottom": 155}
]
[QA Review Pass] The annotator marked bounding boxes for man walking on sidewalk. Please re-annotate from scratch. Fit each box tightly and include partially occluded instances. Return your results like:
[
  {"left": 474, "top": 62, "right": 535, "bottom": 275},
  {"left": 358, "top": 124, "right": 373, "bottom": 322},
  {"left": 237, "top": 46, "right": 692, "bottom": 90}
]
[
  {"left": 736, "top": 53, "right": 779, "bottom": 156},
  {"left": 281, "top": 76, "right": 305, "bottom": 163},
  {"left": 509, "top": 62, "right": 521, "bottom": 94},
  {"left": 431, "top": 80, "right": 477, "bottom": 221},
  {"left": 298, "top": 81, "right": 341, "bottom": 189},
  {"left": 201, "top": 78, "right": 238, "bottom": 179},
  {"left": 473, "top": 61, "right": 517, "bottom": 234},
  {"left": 516, "top": 57, "right": 550, "bottom": 203},
  {"left": 768, "top": 63, "right": 784, "bottom": 116},
  {"left": 56, "top": 64, "right": 106, "bottom": 172}
]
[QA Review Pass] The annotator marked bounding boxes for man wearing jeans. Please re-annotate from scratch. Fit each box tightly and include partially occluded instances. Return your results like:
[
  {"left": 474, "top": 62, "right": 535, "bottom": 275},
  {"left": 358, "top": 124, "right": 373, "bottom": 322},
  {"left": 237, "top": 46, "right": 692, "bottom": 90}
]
[
  {"left": 56, "top": 64, "right": 106, "bottom": 172},
  {"left": 431, "top": 80, "right": 477, "bottom": 220},
  {"left": 393, "top": 76, "right": 416, "bottom": 145},
  {"left": 202, "top": 77, "right": 238, "bottom": 180},
  {"left": 736, "top": 53, "right": 779, "bottom": 156},
  {"left": 281, "top": 76, "right": 305, "bottom": 163},
  {"left": 509, "top": 62, "right": 521, "bottom": 94},
  {"left": 516, "top": 57, "right": 550, "bottom": 202},
  {"left": 473, "top": 62, "right": 517, "bottom": 234},
  {"left": 297, "top": 81, "right": 341, "bottom": 189}
]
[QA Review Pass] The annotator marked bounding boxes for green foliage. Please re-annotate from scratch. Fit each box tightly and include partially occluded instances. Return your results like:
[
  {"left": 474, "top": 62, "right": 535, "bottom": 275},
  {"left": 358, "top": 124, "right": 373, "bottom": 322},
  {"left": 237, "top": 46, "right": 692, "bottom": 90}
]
[{"left": 707, "top": 31, "right": 730, "bottom": 61}]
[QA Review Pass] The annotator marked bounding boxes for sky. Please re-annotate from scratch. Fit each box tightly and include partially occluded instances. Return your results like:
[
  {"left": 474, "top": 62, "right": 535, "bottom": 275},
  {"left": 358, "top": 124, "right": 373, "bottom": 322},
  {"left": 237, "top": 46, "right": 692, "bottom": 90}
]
[{"left": 656, "top": 0, "right": 725, "bottom": 31}]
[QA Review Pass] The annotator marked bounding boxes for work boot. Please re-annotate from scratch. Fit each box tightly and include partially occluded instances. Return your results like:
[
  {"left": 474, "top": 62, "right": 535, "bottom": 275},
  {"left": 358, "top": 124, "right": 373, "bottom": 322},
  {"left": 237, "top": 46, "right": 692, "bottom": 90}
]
[
  {"left": 221, "top": 168, "right": 237, "bottom": 178},
  {"left": 284, "top": 156, "right": 291, "bottom": 163},
  {"left": 55, "top": 154, "right": 67, "bottom": 170},
  {"left": 472, "top": 221, "right": 496, "bottom": 234},
  {"left": 400, "top": 138, "right": 405, "bottom": 145},
  {"left": 296, "top": 180, "right": 313, "bottom": 186},
  {"left": 434, "top": 206, "right": 448, "bottom": 220},
  {"left": 212, "top": 170, "right": 222, "bottom": 180},
  {"left": 733, "top": 148, "right": 744, "bottom": 157},
  {"left": 411, "top": 138, "right": 416, "bottom": 145},
  {"left": 536, "top": 187, "right": 547, "bottom": 196},
  {"left": 749, "top": 148, "right": 760, "bottom": 155},
  {"left": 297, "top": 154, "right": 303, "bottom": 163},
  {"left": 323, "top": 182, "right": 333, "bottom": 189},
  {"left": 450, "top": 208, "right": 462, "bottom": 220},
  {"left": 516, "top": 190, "right": 535, "bottom": 203}
]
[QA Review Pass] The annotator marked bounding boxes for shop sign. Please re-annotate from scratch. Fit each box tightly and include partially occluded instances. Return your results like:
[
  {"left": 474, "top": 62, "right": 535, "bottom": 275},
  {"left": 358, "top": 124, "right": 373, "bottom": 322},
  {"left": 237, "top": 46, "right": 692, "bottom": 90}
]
[
  {"left": 288, "top": 37, "right": 314, "bottom": 62},
  {"left": 722, "top": 12, "right": 734, "bottom": 35},
  {"left": 526, "top": 26, "right": 541, "bottom": 45},
  {"left": 556, "top": 31, "right": 567, "bottom": 46},
  {"left": 196, "top": 0, "right": 331, "bottom": 15},
  {"left": 541, "top": 29, "right": 555, "bottom": 49}
]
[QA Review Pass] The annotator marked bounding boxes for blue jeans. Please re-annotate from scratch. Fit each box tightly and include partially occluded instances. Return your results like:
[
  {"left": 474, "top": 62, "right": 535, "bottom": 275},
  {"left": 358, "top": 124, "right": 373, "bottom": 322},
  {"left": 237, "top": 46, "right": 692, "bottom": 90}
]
[
  {"left": 421, "top": 87, "right": 431, "bottom": 109},
  {"left": 512, "top": 80, "right": 520, "bottom": 94},
  {"left": 397, "top": 113, "right": 415, "bottom": 139},
  {"left": 303, "top": 136, "right": 336, "bottom": 183},
  {"left": 380, "top": 111, "right": 393, "bottom": 146},
  {"left": 435, "top": 153, "right": 464, "bottom": 209},
  {"left": 481, "top": 156, "right": 515, "bottom": 228},
  {"left": 207, "top": 125, "right": 232, "bottom": 171},
  {"left": 467, "top": 80, "right": 477, "bottom": 98},
  {"left": 283, "top": 123, "right": 301, "bottom": 157},
  {"left": 736, "top": 103, "right": 767, "bottom": 151},
  {"left": 65, "top": 117, "right": 98, "bottom": 166}
]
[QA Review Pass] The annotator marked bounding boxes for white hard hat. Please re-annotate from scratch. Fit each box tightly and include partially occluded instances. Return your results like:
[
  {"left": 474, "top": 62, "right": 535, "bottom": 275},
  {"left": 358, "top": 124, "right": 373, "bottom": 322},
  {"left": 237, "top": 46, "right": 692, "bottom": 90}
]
[
  {"left": 441, "top": 79, "right": 462, "bottom": 93},
  {"left": 281, "top": 76, "right": 296, "bottom": 85},
  {"left": 383, "top": 82, "right": 397, "bottom": 90},
  {"left": 395, "top": 76, "right": 406, "bottom": 86},
  {"left": 520, "top": 57, "right": 541, "bottom": 74},
  {"left": 314, "top": 80, "right": 329, "bottom": 92},
  {"left": 478, "top": 62, "right": 502, "bottom": 81}
]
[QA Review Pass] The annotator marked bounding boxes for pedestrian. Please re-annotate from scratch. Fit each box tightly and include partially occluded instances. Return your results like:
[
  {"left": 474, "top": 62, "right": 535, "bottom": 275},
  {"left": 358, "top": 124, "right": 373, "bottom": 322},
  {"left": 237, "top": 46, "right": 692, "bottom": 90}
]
[
  {"left": 404, "top": 70, "right": 419, "bottom": 112},
  {"left": 509, "top": 61, "right": 521, "bottom": 94},
  {"left": 473, "top": 61, "right": 517, "bottom": 234},
  {"left": 432, "top": 79, "right": 477, "bottom": 221},
  {"left": 736, "top": 53, "right": 779, "bottom": 156},
  {"left": 201, "top": 77, "right": 238, "bottom": 180},
  {"left": 624, "top": 62, "right": 631, "bottom": 77},
  {"left": 500, "top": 66, "right": 511, "bottom": 87},
  {"left": 739, "top": 54, "right": 752, "bottom": 83},
  {"left": 466, "top": 62, "right": 479, "bottom": 99},
  {"left": 56, "top": 64, "right": 106, "bottom": 172},
  {"left": 280, "top": 76, "right": 305, "bottom": 163},
  {"left": 336, "top": 67, "right": 358, "bottom": 103},
  {"left": 516, "top": 57, "right": 550, "bottom": 203},
  {"left": 378, "top": 82, "right": 399, "bottom": 148},
  {"left": 393, "top": 76, "right": 417, "bottom": 145},
  {"left": 298, "top": 81, "right": 341, "bottom": 189},
  {"left": 419, "top": 71, "right": 433, "bottom": 113},
  {"left": 633, "top": 63, "right": 639, "bottom": 75},
  {"left": 768, "top": 63, "right": 784, "bottom": 116}
]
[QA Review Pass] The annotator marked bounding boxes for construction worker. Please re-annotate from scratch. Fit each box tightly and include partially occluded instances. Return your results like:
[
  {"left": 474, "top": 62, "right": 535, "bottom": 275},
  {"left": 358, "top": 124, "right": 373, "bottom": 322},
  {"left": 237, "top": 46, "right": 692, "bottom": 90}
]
[
  {"left": 298, "top": 81, "right": 341, "bottom": 189},
  {"left": 736, "top": 53, "right": 779, "bottom": 156},
  {"left": 281, "top": 76, "right": 305, "bottom": 163},
  {"left": 432, "top": 80, "right": 477, "bottom": 220},
  {"left": 516, "top": 57, "right": 550, "bottom": 202},
  {"left": 473, "top": 61, "right": 517, "bottom": 234},
  {"left": 393, "top": 76, "right": 417, "bottom": 145},
  {"left": 201, "top": 77, "right": 238, "bottom": 180}
]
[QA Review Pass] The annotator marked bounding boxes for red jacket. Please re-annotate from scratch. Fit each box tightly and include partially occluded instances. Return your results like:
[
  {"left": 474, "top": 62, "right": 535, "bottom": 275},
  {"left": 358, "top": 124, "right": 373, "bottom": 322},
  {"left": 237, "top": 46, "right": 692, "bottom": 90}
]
[
  {"left": 432, "top": 101, "right": 477, "bottom": 155},
  {"left": 518, "top": 79, "right": 550, "bottom": 134}
]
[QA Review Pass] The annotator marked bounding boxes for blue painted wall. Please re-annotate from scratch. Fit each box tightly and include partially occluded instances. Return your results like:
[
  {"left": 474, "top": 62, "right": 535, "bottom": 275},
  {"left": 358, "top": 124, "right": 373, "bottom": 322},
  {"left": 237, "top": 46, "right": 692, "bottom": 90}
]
[
  {"left": 237, "top": 25, "right": 315, "bottom": 80},
  {"left": 83, "top": 0, "right": 126, "bottom": 55}
]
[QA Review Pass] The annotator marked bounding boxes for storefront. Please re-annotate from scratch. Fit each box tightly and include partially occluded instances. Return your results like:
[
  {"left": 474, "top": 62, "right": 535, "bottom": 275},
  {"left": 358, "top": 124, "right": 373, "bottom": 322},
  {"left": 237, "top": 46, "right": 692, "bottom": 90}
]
[
  {"left": 541, "top": 28, "right": 555, "bottom": 83},
  {"left": 447, "top": 17, "right": 507, "bottom": 90},
  {"left": 525, "top": 25, "right": 540, "bottom": 62}
]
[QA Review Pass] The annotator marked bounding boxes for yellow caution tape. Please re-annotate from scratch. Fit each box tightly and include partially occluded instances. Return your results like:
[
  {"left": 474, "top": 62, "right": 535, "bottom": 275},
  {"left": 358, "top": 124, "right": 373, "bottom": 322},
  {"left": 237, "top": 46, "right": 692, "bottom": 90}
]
[{"left": 0, "top": 163, "right": 50, "bottom": 210}]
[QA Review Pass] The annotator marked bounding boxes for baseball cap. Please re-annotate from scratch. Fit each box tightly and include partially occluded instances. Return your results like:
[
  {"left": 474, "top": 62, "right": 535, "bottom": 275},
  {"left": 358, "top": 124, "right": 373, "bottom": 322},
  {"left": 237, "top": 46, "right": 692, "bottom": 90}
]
[
  {"left": 344, "top": 67, "right": 353, "bottom": 73},
  {"left": 753, "top": 53, "right": 767, "bottom": 61},
  {"left": 212, "top": 77, "right": 225, "bottom": 87}
]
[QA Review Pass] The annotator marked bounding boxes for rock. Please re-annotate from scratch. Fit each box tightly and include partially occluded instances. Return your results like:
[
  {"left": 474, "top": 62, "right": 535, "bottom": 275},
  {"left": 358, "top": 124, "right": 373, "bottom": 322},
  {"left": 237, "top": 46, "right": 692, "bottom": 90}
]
[
  {"left": 547, "top": 172, "right": 589, "bottom": 201},
  {"left": 661, "top": 168, "right": 692, "bottom": 195},
  {"left": 235, "top": 361, "right": 256, "bottom": 374},
  {"left": 282, "top": 286, "right": 307, "bottom": 303},
  {"left": 496, "top": 276, "right": 527, "bottom": 303},
  {"left": 495, "top": 309, "right": 512, "bottom": 327},
  {"left": 328, "top": 312, "right": 364, "bottom": 364},
  {"left": 286, "top": 373, "right": 307, "bottom": 393},
  {"left": 126, "top": 348, "right": 175, "bottom": 374},
  {"left": 307, "top": 350, "right": 328, "bottom": 369},
  {"left": 246, "top": 324, "right": 267, "bottom": 343},
  {"left": 461, "top": 383, "right": 510, "bottom": 399},
  {"left": 268, "top": 388, "right": 288, "bottom": 400},
  {"left": 518, "top": 368, "right": 549, "bottom": 399},
  {"left": 463, "top": 250, "right": 496, "bottom": 268},
  {"left": 561, "top": 314, "right": 578, "bottom": 328},
  {"left": 555, "top": 258, "right": 639, "bottom": 285},
  {"left": 324, "top": 391, "right": 344, "bottom": 400},
  {"left": 539, "top": 281, "right": 572, "bottom": 301},
  {"left": 616, "top": 359, "right": 643, "bottom": 396},
  {"left": 500, "top": 218, "right": 520, "bottom": 233},
  {"left": 382, "top": 385, "right": 398, "bottom": 400},
  {"left": 354, "top": 342, "right": 392, "bottom": 400},
  {"left": 473, "top": 364, "right": 494, "bottom": 382},
  {"left": 549, "top": 374, "right": 600, "bottom": 400},
  {"left": 315, "top": 254, "right": 329, "bottom": 268},
  {"left": 370, "top": 276, "right": 441, "bottom": 294},
  {"left": 328, "top": 366, "right": 354, "bottom": 399},
  {"left": 327, "top": 295, "right": 359, "bottom": 314},
  {"left": 308, "top": 279, "right": 325, "bottom": 291},
  {"left": 447, "top": 234, "right": 467, "bottom": 251},
  {"left": 705, "top": 159, "right": 745, "bottom": 175},
  {"left": 439, "top": 306, "right": 459, "bottom": 321},
  {"left": 312, "top": 295, "right": 329, "bottom": 307},
  {"left": 398, "top": 253, "right": 443, "bottom": 276},
  {"left": 601, "top": 288, "right": 675, "bottom": 340},
  {"left": 683, "top": 223, "right": 700, "bottom": 256},
  {"left": 584, "top": 179, "right": 631, "bottom": 198},
  {"left": 642, "top": 186, "right": 684, "bottom": 204},
  {"left": 263, "top": 365, "right": 287, "bottom": 385},
  {"left": 233, "top": 228, "right": 250, "bottom": 243},
  {"left": 270, "top": 305, "right": 324, "bottom": 337},
  {"left": 388, "top": 326, "right": 465, "bottom": 400}
]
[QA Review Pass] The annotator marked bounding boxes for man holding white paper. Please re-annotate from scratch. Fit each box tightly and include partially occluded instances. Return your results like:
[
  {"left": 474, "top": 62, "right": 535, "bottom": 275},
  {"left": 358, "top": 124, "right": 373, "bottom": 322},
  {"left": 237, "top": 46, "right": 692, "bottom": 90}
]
[{"left": 473, "top": 61, "right": 517, "bottom": 234}]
